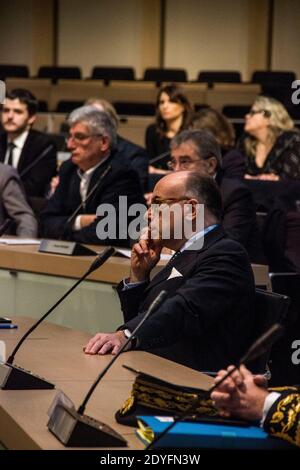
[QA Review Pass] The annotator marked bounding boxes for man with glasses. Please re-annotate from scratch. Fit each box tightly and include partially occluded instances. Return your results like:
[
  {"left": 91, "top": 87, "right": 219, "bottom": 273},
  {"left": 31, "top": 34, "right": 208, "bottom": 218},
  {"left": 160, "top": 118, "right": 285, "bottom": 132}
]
[
  {"left": 40, "top": 106, "right": 144, "bottom": 245},
  {"left": 84, "top": 171, "right": 255, "bottom": 374},
  {"left": 168, "top": 129, "right": 263, "bottom": 263}
]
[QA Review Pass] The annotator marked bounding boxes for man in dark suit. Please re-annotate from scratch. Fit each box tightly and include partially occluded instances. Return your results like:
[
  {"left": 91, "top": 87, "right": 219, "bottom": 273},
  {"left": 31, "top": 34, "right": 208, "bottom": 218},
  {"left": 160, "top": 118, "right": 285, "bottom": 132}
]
[
  {"left": 167, "top": 129, "right": 264, "bottom": 263},
  {"left": 40, "top": 106, "right": 145, "bottom": 245},
  {"left": 84, "top": 171, "right": 255, "bottom": 373},
  {"left": 0, "top": 88, "right": 57, "bottom": 198},
  {"left": 211, "top": 364, "right": 300, "bottom": 448}
]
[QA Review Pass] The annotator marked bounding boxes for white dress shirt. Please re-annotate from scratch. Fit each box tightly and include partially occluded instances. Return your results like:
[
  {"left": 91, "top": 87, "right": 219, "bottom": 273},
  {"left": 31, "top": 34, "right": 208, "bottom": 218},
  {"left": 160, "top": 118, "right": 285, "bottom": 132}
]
[{"left": 4, "top": 130, "right": 29, "bottom": 168}]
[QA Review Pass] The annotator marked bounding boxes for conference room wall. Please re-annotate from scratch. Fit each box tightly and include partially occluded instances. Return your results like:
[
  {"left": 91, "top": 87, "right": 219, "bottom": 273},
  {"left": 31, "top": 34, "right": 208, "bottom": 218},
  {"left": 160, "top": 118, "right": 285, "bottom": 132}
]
[{"left": 0, "top": 1, "right": 299, "bottom": 81}]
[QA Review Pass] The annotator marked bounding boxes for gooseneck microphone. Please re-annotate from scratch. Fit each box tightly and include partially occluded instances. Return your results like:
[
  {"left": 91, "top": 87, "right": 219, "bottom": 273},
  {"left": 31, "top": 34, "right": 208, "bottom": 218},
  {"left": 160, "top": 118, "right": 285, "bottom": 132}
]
[
  {"left": 0, "top": 246, "right": 115, "bottom": 390},
  {"left": 0, "top": 145, "right": 56, "bottom": 237},
  {"left": 147, "top": 322, "right": 284, "bottom": 450},
  {"left": 47, "top": 290, "right": 168, "bottom": 447},
  {"left": 60, "top": 164, "right": 112, "bottom": 240},
  {"left": 149, "top": 151, "right": 170, "bottom": 166},
  {"left": 19, "top": 144, "right": 55, "bottom": 179}
]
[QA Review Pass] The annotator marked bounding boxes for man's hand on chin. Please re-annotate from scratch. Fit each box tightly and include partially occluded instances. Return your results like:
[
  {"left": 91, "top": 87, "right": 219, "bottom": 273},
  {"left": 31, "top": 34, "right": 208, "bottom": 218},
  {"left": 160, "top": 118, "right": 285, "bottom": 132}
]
[{"left": 83, "top": 331, "right": 126, "bottom": 355}]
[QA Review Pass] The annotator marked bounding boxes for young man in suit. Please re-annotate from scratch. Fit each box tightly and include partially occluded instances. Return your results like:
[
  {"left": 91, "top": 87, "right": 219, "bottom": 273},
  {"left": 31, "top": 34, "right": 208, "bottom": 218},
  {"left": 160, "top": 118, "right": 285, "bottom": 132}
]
[
  {"left": 84, "top": 171, "right": 256, "bottom": 373},
  {"left": 40, "top": 106, "right": 144, "bottom": 245},
  {"left": 0, "top": 88, "right": 57, "bottom": 198},
  {"left": 211, "top": 364, "right": 300, "bottom": 447}
]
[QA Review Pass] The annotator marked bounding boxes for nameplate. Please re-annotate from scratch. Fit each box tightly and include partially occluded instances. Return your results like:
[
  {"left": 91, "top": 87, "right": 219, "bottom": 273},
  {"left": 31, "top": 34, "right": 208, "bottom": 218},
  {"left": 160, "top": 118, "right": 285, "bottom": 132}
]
[{"left": 39, "top": 239, "right": 97, "bottom": 256}]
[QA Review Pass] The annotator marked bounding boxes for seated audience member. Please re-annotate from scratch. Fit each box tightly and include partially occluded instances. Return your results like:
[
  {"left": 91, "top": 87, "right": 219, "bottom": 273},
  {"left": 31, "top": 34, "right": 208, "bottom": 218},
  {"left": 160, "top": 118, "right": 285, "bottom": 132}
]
[
  {"left": 168, "top": 129, "right": 264, "bottom": 263},
  {"left": 192, "top": 107, "right": 245, "bottom": 179},
  {"left": 145, "top": 84, "right": 194, "bottom": 174},
  {"left": 40, "top": 106, "right": 144, "bottom": 246},
  {"left": 211, "top": 364, "right": 300, "bottom": 448},
  {"left": 84, "top": 171, "right": 255, "bottom": 373},
  {"left": 0, "top": 163, "right": 37, "bottom": 237},
  {"left": 86, "top": 98, "right": 149, "bottom": 191},
  {"left": 0, "top": 88, "right": 57, "bottom": 198},
  {"left": 238, "top": 95, "right": 300, "bottom": 181}
]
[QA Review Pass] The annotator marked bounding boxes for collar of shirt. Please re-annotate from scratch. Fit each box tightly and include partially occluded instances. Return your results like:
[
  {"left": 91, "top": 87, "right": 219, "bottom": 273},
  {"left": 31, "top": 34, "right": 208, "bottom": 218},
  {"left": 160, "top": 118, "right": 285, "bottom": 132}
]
[
  {"left": 179, "top": 224, "right": 219, "bottom": 253},
  {"left": 10, "top": 129, "right": 29, "bottom": 150},
  {"left": 76, "top": 156, "right": 110, "bottom": 203}
]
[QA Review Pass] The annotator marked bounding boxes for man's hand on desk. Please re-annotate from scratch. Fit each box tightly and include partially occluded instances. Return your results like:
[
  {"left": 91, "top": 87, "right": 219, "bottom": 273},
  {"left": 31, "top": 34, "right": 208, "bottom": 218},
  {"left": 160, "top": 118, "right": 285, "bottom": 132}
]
[{"left": 83, "top": 331, "right": 127, "bottom": 355}]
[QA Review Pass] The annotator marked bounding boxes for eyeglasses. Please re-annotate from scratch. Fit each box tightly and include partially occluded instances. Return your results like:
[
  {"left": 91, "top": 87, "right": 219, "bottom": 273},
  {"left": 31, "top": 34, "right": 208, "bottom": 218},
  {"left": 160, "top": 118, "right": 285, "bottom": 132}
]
[
  {"left": 167, "top": 157, "right": 201, "bottom": 170},
  {"left": 248, "top": 109, "right": 271, "bottom": 117},
  {"left": 66, "top": 132, "right": 103, "bottom": 144},
  {"left": 151, "top": 196, "right": 189, "bottom": 206}
]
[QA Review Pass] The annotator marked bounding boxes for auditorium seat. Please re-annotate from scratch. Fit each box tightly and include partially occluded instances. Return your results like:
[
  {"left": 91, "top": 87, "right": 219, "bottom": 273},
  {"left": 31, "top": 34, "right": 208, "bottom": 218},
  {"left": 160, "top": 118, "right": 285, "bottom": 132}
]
[
  {"left": 113, "top": 102, "right": 155, "bottom": 116},
  {"left": 0, "top": 64, "right": 29, "bottom": 80},
  {"left": 37, "top": 66, "right": 82, "bottom": 83},
  {"left": 50, "top": 79, "right": 104, "bottom": 111},
  {"left": 56, "top": 100, "right": 84, "bottom": 113},
  {"left": 251, "top": 70, "right": 296, "bottom": 88},
  {"left": 90, "top": 67, "right": 135, "bottom": 83},
  {"left": 197, "top": 70, "right": 241, "bottom": 85},
  {"left": 143, "top": 68, "right": 187, "bottom": 83}
]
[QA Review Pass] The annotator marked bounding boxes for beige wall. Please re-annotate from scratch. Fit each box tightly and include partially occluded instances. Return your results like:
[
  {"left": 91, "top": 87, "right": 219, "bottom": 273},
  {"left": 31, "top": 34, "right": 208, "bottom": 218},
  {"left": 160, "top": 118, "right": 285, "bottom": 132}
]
[
  {"left": 272, "top": 0, "right": 300, "bottom": 77},
  {"left": 0, "top": 0, "right": 299, "bottom": 80},
  {"left": 58, "top": 0, "right": 160, "bottom": 78},
  {"left": 0, "top": 0, "right": 53, "bottom": 75},
  {"left": 165, "top": 0, "right": 251, "bottom": 80}
]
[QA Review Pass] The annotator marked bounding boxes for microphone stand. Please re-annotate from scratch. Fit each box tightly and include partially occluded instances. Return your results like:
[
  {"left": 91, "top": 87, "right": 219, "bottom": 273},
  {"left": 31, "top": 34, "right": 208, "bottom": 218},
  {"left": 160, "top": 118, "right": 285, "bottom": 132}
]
[
  {"left": 39, "top": 164, "right": 112, "bottom": 256},
  {"left": 149, "top": 151, "right": 170, "bottom": 166},
  {"left": 47, "top": 290, "right": 168, "bottom": 447},
  {"left": 146, "top": 323, "right": 284, "bottom": 450},
  {"left": 0, "top": 246, "right": 115, "bottom": 390}
]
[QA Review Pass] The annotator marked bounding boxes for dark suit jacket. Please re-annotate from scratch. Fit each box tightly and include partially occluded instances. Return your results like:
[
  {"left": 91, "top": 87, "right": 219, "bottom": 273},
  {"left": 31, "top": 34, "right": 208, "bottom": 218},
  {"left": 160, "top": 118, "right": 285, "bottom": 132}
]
[
  {"left": 117, "top": 135, "right": 149, "bottom": 192},
  {"left": 264, "top": 386, "right": 300, "bottom": 447},
  {"left": 40, "top": 148, "right": 145, "bottom": 246},
  {"left": 218, "top": 176, "right": 265, "bottom": 264},
  {"left": 117, "top": 226, "right": 255, "bottom": 372},
  {"left": 0, "top": 129, "right": 57, "bottom": 198}
]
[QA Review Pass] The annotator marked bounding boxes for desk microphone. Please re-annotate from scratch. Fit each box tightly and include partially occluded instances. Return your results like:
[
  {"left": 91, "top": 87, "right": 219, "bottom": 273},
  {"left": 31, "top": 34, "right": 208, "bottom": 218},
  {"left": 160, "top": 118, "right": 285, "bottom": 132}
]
[
  {"left": 47, "top": 290, "right": 168, "bottom": 447},
  {"left": 0, "top": 145, "right": 55, "bottom": 238},
  {"left": 147, "top": 322, "right": 284, "bottom": 449},
  {"left": 59, "top": 164, "right": 112, "bottom": 240},
  {"left": 0, "top": 246, "right": 116, "bottom": 390},
  {"left": 149, "top": 151, "right": 170, "bottom": 166},
  {"left": 19, "top": 144, "right": 55, "bottom": 179}
]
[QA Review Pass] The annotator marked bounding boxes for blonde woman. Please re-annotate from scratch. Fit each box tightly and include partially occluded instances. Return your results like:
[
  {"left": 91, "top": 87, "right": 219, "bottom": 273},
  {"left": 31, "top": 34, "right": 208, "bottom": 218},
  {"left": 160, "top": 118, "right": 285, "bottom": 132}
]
[{"left": 239, "top": 96, "right": 300, "bottom": 180}]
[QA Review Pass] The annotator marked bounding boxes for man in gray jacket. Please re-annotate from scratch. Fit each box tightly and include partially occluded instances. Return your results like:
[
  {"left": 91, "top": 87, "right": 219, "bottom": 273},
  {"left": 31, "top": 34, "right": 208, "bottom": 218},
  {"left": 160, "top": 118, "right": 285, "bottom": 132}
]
[{"left": 0, "top": 163, "right": 37, "bottom": 237}]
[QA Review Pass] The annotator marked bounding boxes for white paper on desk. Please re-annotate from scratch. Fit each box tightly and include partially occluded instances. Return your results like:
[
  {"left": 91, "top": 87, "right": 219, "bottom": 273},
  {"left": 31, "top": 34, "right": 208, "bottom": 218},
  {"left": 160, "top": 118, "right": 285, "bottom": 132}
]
[
  {"left": 115, "top": 248, "right": 172, "bottom": 261},
  {"left": 0, "top": 238, "right": 40, "bottom": 245}
]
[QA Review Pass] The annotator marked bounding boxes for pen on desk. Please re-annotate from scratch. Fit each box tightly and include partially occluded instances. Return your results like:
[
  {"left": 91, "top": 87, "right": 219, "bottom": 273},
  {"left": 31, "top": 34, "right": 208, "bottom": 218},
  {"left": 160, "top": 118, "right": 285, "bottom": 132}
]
[{"left": 0, "top": 324, "right": 18, "bottom": 329}]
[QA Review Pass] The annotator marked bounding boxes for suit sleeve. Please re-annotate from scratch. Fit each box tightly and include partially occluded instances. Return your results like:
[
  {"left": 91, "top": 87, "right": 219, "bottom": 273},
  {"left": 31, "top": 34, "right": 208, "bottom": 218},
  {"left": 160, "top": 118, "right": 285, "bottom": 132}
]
[
  {"left": 263, "top": 387, "right": 300, "bottom": 447},
  {"left": 22, "top": 141, "right": 57, "bottom": 198},
  {"left": 123, "top": 246, "right": 254, "bottom": 349},
  {"left": 222, "top": 184, "right": 256, "bottom": 248},
  {"left": 2, "top": 175, "right": 37, "bottom": 237}
]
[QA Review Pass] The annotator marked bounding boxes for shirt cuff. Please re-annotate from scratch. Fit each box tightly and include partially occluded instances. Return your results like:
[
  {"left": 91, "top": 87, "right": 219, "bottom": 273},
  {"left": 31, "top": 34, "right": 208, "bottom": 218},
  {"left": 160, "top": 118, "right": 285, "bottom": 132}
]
[
  {"left": 73, "top": 215, "right": 82, "bottom": 231},
  {"left": 122, "top": 277, "right": 148, "bottom": 290},
  {"left": 261, "top": 392, "right": 281, "bottom": 426}
]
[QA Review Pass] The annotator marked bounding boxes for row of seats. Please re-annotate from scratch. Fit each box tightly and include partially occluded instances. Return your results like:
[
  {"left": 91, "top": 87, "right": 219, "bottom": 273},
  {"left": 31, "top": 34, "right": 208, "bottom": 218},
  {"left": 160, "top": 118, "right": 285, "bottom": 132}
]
[
  {"left": 4, "top": 78, "right": 262, "bottom": 112},
  {"left": 0, "top": 64, "right": 297, "bottom": 86}
]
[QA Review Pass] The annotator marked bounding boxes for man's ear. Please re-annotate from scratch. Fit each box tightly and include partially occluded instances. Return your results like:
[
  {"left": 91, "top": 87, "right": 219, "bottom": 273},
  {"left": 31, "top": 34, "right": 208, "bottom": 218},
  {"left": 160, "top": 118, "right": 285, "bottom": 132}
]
[
  {"left": 99, "top": 135, "right": 110, "bottom": 152},
  {"left": 204, "top": 156, "right": 218, "bottom": 175},
  {"left": 184, "top": 199, "right": 198, "bottom": 221},
  {"left": 28, "top": 114, "right": 36, "bottom": 127}
]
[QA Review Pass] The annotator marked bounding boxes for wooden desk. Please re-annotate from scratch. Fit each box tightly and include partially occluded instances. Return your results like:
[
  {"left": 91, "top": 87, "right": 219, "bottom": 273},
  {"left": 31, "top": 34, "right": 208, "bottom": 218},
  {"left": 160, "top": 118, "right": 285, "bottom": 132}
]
[
  {"left": 0, "top": 318, "right": 213, "bottom": 450},
  {"left": 0, "top": 243, "right": 271, "bottom": 334}
]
